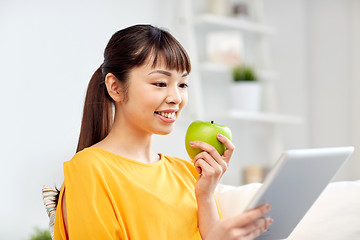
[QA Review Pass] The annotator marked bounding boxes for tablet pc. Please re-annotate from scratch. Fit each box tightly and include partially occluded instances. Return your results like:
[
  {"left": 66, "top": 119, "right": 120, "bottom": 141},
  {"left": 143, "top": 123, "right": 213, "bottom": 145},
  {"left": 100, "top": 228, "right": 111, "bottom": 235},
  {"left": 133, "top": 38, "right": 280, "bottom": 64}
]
[{"left": 242, "top": 146, "right": 354, "bottom": 240}]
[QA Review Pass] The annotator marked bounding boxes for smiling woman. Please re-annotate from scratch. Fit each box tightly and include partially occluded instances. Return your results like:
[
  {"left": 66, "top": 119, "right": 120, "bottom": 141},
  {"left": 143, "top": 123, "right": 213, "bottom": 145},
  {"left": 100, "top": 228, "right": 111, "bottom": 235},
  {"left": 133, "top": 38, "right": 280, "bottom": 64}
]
[
  {"left": 53, "top": 24, "right": 271, "bottom": 240},
  {"left": 107, "top": 59, "right": 189, "bottom": 135},
  {"left": 75, "top": 25, "right": 191, "bottom": 153}
]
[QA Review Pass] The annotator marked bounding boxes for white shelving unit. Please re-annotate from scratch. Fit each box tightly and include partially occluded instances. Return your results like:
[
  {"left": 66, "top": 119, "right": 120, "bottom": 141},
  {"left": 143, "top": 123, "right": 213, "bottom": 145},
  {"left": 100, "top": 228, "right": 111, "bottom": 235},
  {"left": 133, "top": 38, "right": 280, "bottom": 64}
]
[
  {"left": 195, "top": 14, "right": 276, "bottom": 34},
  {"left": 175, "top": 0, "right": 303, "bottom": 184},
  {"left": 199, "top": 62, "right": 278, "bottom": 82},
  {"left": 229, "top": 110, "right": 303, "bottom": 125}
]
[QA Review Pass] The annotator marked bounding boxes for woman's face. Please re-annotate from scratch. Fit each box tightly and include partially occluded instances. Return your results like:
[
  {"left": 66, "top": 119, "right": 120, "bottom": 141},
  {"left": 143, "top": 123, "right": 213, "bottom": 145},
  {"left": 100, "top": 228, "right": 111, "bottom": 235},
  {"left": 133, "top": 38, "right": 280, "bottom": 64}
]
[{"left": 117, "top": 57, "right": 189, "bottom": 136}]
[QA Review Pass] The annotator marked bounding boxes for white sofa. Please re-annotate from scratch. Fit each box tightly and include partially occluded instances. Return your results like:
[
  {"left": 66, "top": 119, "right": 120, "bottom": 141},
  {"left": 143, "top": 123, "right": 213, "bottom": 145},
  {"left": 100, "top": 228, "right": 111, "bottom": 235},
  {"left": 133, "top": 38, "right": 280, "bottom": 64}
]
[
  {"left": 44, "top": 181, "right": 360, "bottom": 239},
  {"left": 215, "top": 180, "right": 360, "bottom": 240}
]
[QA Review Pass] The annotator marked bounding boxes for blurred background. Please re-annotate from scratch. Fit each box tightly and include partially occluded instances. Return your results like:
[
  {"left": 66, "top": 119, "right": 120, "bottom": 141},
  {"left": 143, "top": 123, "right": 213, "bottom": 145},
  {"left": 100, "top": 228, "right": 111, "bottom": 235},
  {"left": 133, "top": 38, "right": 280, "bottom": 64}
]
[{"left": 1, "top": 0, "right": 359, "bottom": 239}]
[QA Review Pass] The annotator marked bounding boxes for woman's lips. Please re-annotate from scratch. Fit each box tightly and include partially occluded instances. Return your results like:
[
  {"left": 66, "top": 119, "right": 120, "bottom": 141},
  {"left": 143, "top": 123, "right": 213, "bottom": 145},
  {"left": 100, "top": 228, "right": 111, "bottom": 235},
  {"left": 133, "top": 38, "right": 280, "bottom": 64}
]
[{"left": 155, "top": 111, "right": 177, "bottom": 123}]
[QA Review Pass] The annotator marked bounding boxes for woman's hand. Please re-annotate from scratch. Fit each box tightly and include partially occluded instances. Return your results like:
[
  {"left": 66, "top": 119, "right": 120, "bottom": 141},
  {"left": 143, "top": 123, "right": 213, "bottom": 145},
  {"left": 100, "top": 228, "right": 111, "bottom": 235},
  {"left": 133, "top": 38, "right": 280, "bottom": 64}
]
[
  {"left": 206, "top": 204, "right": 273, "bottom": 240},
  {"left": 192, "top": 134, "right": 235, "bottom": 239},
  {"left": 191, "top": 133, "right": 235, "bottom": 199}
]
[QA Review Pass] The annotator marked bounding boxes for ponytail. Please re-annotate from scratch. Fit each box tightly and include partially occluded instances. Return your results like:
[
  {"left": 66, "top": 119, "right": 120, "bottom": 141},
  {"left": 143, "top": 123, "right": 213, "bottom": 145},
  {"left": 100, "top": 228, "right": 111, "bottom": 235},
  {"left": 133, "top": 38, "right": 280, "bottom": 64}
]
[
  {"left": 54, "top": 65, "right": 113, "bottom": 204},
  {"left": 76, "top": 65, "right": 113, "bottom": 152},
  {"left": 55, "top": 25, "right": 192, "bottom": 205}
]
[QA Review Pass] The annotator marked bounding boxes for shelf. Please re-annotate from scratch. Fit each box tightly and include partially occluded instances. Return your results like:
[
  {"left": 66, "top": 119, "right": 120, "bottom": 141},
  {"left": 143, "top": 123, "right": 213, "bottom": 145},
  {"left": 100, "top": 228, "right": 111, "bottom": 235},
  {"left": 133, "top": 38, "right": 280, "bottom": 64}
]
[
  {"left": 199, "top": 62, "right": 278, "bottom": 81},
  {"left": 185, "top": 0, "right": 303, "bottom": 185},
  {"left": 199, "top": 62, "right": 229, "bottom": 73},
  {"left": 195, "top": 14, "right": 276, "bottom": 35},
  {"left": 228, "top": 110, "right": 304, "bottom": 125}
]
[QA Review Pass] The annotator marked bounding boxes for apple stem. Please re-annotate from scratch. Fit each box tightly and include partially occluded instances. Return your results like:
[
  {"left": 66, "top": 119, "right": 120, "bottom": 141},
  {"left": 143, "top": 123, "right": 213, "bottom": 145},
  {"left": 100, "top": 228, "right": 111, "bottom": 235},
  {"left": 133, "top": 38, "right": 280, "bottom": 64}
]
[{"left": 211, "top": 121, "right": 214, "bottom": 124}]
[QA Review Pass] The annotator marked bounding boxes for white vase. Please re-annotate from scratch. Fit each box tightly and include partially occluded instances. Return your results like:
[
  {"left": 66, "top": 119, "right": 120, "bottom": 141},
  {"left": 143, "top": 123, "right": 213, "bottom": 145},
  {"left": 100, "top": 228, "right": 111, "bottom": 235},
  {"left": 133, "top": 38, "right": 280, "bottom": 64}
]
[
  {"left": 208, "top": 0, "right": 229, "bottom": 16},
  {"left": 230, "top": 82, "right": 262, "bottom": 112}
]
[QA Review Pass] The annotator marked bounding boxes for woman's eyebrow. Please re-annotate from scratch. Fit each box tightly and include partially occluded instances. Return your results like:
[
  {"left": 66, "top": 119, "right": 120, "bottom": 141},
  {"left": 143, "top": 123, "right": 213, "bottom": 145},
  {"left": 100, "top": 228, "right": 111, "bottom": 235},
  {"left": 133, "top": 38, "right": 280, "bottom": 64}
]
[
  {"left": 148, "top": 70, "right": 189, "bottom": 77},
  {"left": 182, "top": 72, "right": 189, "bottom": 77},
  {"left": 148, "top": 70, "right": 172, "bottom": 76}
]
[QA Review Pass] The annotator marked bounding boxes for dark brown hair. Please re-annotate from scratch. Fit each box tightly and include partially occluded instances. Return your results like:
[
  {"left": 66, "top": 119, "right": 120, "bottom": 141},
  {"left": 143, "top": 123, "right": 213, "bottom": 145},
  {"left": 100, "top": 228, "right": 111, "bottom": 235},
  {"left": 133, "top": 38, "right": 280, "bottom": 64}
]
[
  {"left": 55, "top": 25, "right": 191, "bottom": 204},
  {"left": 76, "top": 24, "right": 191, "bottom": 152}
]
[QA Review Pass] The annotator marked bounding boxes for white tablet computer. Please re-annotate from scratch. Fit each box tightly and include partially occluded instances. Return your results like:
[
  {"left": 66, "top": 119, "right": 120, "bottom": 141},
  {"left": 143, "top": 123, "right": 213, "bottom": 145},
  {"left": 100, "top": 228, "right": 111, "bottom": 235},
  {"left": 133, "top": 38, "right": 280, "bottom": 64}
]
[{"left": 242, "top": 146, "right": 354, "bottom": 240}]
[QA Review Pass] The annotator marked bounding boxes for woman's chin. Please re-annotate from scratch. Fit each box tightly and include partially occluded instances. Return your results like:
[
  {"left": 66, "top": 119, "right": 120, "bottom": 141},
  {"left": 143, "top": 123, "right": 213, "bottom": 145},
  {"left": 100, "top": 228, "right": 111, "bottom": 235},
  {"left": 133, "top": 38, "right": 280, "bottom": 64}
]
[
  {"left": 155, "top": 130, "right": 173, "bottom": 136},
  {"left": 154, "top": 126, "right": 174, "bottom": 135}
]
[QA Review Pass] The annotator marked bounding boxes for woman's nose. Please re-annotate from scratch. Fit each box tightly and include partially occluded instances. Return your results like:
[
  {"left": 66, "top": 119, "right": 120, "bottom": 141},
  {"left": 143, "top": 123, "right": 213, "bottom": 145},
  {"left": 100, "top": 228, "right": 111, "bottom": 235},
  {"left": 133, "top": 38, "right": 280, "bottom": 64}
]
[{"left": 166, "top": 87, "right": 182, "bottom": 104}]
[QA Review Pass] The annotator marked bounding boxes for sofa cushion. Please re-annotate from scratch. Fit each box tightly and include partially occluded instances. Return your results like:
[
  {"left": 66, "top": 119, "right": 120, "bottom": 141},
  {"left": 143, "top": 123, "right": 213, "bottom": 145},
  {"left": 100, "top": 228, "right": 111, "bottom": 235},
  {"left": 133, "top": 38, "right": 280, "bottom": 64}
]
[{"left": 215, "top": 180, "right": 360, "bottom": 240}]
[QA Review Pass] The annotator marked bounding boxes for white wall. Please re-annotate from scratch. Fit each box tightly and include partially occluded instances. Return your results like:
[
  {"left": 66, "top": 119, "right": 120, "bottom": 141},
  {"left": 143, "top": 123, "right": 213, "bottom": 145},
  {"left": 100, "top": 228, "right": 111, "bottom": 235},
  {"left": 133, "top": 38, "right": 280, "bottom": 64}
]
[
  {"left": 350, "top": 0, "right": 360, "bottom": 180},
  {"left": 262, "top": 0, "right": 309, "bottom": 148},
  {"left": 0, "top": 0, "right": 161, "bottom": 239},
  {"left": 263, "top": 0, "right": 360, "bottom": 181},
  {"left": 305, "top": 0, "right": 359, "bottom": 181}
]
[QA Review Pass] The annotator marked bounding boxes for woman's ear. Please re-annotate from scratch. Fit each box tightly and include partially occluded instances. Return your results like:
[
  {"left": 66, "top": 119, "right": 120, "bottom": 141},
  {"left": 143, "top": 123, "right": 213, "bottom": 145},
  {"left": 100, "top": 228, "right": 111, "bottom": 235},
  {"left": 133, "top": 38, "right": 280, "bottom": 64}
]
[{"left": 105, "top": 73, "right": 124, "bottom": 102}]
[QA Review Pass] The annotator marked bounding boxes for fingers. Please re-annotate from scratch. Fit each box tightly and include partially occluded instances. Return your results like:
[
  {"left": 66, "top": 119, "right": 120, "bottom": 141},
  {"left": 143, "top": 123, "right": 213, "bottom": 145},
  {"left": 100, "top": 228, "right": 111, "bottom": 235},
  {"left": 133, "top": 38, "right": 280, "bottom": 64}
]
[
  {"left": 231, "top": 204, "right": 271, "bottom": 228},
  {"left": 194, "top": 158, "right": 213, "bottom": 175},
  {"left": 191, "top": 138, "right": 235, "bottom": 196},
  {"left": 190, "top": 140, "right": 223, "bottom": 160},
  {"left": 193, "top": 150, "right": 227, "bottom": 176},
  {"left": 191, "top": 144, "right": 226, "bottom": 179},
  {"left": 223, "top": 218, "right": 272, "bottom": 240},
  {"left": 216, "top": 134, "right": 235, "bottom": 166},
  {"left": 241, "top": 217, "right": 273, "bottom": 239},
  {"left": 223, "top": 205, "right": 272, "bottom": 240},
  {"left": 190, "top": 134, "right": 235, "bottom": 164},
  {"left": 205, "top": 205, "right": 273, "bottom": 240}
]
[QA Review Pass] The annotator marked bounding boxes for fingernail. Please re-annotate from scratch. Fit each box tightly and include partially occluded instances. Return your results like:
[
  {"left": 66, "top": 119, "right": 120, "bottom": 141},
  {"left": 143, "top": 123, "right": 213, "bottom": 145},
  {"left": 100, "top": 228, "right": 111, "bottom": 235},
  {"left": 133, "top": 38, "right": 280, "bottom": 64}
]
[
  {"left": 190, "top": 142, "right": 195, "bottom": 146},
  {"left": 268, "top": 218, "right": 274, "bottom": 224},
  {"left": 265, "top": 204, "right": 271, "bottom": 211},
  {"left": 217, "top": 133, "right": 223, "bottom": 138}
]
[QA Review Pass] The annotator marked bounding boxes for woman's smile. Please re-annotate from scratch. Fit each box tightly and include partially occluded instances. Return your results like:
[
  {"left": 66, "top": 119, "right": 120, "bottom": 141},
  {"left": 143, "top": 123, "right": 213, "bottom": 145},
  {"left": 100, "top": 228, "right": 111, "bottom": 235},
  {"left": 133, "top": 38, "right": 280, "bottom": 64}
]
[{"left": 155, "top": 109, "right": 178, "bottom": 123}]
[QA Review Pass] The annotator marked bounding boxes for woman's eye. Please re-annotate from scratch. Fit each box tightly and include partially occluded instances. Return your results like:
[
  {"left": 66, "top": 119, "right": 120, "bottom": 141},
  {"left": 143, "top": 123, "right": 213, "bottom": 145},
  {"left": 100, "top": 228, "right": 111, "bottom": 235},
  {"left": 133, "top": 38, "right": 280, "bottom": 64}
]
[
  {"left": 179, "top": 83, "right": 189, "bottom": 88},
  {"left": 153, "top": 82, "right": 167, "bottom": 87}
]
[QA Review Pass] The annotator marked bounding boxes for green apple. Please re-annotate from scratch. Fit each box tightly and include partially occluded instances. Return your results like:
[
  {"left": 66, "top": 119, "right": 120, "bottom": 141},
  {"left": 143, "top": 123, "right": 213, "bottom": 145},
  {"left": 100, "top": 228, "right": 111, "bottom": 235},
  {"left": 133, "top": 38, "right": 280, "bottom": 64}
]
[{"left": 185, "top": 120, "right": 232, "bottom": 160}]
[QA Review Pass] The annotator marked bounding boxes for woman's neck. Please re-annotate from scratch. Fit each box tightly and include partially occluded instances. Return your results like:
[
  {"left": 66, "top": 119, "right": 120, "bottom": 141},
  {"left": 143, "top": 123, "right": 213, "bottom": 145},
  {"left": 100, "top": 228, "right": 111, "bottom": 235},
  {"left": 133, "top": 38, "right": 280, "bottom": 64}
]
[{"left": 93, "top": 114, "right": 159, "bottom": 163}]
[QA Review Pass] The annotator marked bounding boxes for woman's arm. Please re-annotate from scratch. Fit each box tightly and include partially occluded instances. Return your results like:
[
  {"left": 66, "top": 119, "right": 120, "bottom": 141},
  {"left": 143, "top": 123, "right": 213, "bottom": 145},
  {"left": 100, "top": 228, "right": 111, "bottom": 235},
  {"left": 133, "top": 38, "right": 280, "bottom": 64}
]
[
  {"left": 54, "top": 158, "right": 122, "bottom": 239},
  {"left": 191, "top": 134, "right": 234, "bottom": 239},
  {"left": 196, "top": 193, "right": 220, "bottom": 239},
  {"left": 191, "top": 135, "right": 273, "bottom": 239},
  {"left": 62, "top": 191, "right": 68, "bottom": 237}
]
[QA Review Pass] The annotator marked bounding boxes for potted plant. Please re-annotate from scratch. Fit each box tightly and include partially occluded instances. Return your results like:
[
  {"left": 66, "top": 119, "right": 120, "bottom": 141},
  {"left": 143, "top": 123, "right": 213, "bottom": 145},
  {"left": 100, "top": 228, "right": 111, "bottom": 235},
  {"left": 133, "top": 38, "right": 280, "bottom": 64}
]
[
  {"left": 29, "top": 228, "right": 51, "bottom": 240},
  {"left": 230, "top": 64, "right": 262, "bottom": 112}
]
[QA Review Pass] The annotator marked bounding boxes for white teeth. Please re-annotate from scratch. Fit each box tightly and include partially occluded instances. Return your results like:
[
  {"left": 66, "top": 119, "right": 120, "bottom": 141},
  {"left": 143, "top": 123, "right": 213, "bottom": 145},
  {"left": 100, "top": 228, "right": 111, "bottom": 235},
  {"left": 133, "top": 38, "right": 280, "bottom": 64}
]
[{"left": 159, "top": 112, "right": 175, "bottom": 119}]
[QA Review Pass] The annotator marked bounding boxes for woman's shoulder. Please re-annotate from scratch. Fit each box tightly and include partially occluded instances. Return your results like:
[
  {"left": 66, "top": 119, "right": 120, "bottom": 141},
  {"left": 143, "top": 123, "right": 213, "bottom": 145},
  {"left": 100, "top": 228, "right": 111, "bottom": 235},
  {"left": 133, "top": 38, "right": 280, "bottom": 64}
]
[{"left": 65, "top": 147, "right": 104, "bottom": 169}]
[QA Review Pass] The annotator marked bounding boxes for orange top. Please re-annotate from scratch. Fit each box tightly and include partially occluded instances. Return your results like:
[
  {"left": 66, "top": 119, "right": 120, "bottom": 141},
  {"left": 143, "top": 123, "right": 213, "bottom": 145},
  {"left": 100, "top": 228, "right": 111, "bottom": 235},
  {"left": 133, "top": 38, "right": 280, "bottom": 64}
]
[{"left": 54, "top": 147, "right": 202, "bottom": 239}]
